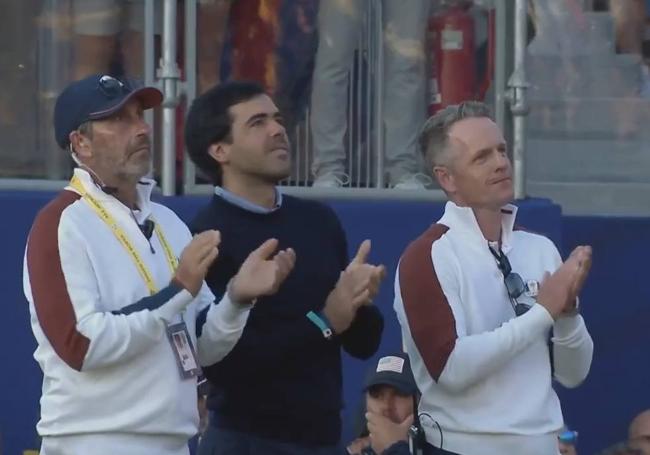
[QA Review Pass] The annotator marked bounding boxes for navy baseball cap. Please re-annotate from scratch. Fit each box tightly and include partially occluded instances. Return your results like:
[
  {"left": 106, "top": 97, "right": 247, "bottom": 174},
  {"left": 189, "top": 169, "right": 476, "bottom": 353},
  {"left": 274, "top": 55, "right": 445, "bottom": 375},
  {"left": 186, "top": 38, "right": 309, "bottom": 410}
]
[
  {"left": 364, "top": 353, "right": 418, "bottom": 396},
  {"left": 54, "top": 74, "right": 163, "bottom": 149}
]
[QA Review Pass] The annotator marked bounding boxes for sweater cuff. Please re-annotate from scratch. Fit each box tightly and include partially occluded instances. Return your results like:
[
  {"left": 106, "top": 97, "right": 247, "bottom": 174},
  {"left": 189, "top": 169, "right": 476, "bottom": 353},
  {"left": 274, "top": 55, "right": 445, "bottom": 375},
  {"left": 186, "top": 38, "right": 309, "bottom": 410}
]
[
  {"left": 553, "top": 314, "right": 585, "bottom": 342},
  {"left": 155, "top": 286, "right": 194, "bottom": 323},
  {"left": 211, "top": 292, "right": 252, "bottom": 328},
  {"left": 520, "top": 304, "right": 554, "bottom": 336}
]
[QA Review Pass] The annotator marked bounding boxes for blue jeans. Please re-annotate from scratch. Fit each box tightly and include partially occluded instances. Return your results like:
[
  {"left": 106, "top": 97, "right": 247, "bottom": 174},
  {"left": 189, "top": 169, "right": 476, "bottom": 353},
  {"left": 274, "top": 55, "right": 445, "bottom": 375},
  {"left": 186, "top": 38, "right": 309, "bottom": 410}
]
[{"left": 197, "top": 426, "right": 343, "bottom": 455}]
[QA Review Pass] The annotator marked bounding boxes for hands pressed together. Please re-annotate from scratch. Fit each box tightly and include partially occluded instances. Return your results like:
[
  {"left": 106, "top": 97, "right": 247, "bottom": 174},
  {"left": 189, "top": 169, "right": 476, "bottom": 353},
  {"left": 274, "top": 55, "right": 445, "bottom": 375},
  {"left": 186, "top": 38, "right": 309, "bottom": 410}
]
[{"left": 537, "top": 245, "right": 592, "bottom": 319}]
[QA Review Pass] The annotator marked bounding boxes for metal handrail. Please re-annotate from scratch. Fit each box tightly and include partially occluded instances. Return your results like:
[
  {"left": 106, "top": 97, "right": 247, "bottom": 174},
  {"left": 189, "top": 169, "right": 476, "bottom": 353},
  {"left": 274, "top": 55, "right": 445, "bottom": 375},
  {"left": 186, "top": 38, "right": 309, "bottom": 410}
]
[
  {"left": 0, "top": 178, "right": 448, "bottom": 202},
  {"left": 187, "top": 184, "right": 449, "bottom": 202}
]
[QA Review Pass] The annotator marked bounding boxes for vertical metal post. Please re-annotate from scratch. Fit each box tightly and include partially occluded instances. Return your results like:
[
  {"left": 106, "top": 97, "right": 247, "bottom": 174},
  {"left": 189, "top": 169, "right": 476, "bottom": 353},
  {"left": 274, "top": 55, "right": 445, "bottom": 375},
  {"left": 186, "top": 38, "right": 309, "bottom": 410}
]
[
  {"left": 348, "top": 62, "right": 354, "bottom": 183},
  {"left": 183, "top": 0, "right": 198, "bottom": 192},
  {"left": 38, "top": 0, "right": 72, "bottom": 179},
  {"left": 144, "top": 0, "right": 156, "bottom": 171},
  {"left": 494, "top": 0, "right": 508, "bottom": 131},
  {"left": 364, "top": 3, "right": 372, "bottom": 188},
  {"left": 509, "top": 0, "right": 529, "bottom": 199},
  {"left": 373, "top": 0, "right": 385, "bottom": 188},
  {"left": 158, "top": 0, "right": 181, "bottom": 195},
  {"left": 295, "top": 120, "right": 302, "bottom": 185},
  {"left": 304, "top": 107, "right": 311, "bottom": 184},
  {"left": 144, "top": 0, "right": 155, "bottom": 85},
  {"left": 356, "top": 17, "right": 363, "bottom": 188}
]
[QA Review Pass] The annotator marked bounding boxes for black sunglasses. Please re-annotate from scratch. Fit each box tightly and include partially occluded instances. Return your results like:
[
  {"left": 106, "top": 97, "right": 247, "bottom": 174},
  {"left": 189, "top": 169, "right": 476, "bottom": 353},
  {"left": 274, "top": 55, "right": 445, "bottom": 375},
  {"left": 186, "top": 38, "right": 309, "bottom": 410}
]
[{"left": 488, "top": 245, "right": 531, "bottom": 316}]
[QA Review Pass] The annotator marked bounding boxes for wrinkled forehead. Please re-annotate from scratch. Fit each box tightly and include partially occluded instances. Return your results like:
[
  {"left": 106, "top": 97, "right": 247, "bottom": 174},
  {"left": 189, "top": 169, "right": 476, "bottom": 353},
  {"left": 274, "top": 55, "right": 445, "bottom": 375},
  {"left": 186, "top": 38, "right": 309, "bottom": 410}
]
[{"left": 447, "top": 116, "right": 505, "bottom": 154}]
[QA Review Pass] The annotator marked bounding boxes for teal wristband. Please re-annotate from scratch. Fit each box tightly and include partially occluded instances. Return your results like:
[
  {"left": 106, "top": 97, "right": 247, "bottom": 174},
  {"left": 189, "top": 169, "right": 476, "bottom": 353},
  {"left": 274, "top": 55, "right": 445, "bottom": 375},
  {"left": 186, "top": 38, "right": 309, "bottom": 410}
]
[{"left": 306, "top": 311, "right": 333, "bottom": 340}]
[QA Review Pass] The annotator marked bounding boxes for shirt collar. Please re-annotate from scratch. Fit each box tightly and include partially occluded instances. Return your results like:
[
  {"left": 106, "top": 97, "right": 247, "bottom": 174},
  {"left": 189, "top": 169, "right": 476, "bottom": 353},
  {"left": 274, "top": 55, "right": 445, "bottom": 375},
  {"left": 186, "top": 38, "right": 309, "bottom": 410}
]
[
  {"left": 68, "top": 168, "right": 156, "bottom": 221},
  {"left": 214, "top": 186, "right": 283, "bottom": 214},
  {"left": 439, "top": 200, "right": 519, "bottom": 253}
]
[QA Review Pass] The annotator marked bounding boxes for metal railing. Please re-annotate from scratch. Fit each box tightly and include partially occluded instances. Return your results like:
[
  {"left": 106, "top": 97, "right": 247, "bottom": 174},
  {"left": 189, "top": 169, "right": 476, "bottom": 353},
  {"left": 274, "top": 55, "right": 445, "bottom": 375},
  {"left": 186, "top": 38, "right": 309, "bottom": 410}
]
[
  {"left": 181, "top": 0, "right": 389, "bottom": 195},
  {"left": 0, "top": 0, "right": 528, "bottom": 201}
]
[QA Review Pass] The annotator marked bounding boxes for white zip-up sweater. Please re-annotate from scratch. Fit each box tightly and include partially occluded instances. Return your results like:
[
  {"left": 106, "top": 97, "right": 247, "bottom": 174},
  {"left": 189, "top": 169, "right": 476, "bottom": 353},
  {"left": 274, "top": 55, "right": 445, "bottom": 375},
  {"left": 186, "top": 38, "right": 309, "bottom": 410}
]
[
  {"left": 394, "top": 202, "right": 593, "bottom": 455},
  {"left": 23, "top": 168, "right": 250, "bottom": 441}
]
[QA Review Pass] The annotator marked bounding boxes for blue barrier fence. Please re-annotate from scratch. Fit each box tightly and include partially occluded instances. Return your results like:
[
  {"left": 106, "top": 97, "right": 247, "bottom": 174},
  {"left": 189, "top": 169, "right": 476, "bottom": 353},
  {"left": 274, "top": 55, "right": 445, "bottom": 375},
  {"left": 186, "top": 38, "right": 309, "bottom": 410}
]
[{"left": 0, "top": 191, "right": 645, "bottom": 455}]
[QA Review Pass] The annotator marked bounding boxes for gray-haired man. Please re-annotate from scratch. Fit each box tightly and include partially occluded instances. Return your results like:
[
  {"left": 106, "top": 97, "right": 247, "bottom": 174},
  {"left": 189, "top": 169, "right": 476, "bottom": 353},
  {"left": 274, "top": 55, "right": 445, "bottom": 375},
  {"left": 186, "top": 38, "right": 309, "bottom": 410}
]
[{"left": 394, "top": 101, "right": 594, "bottom": 455}]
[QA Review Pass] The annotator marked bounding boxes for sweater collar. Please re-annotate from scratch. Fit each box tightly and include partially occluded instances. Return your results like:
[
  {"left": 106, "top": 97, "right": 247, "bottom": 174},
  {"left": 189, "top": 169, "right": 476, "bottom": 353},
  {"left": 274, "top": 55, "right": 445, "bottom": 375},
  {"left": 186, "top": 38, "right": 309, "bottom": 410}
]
[
  {"left": 67, "top": 167, "right": 156, "bottom": 222},
  {"left": 439, "top": 201, "right": 518, "bottom": 253},
  {"left": 214, "top": 186, "right": 283, "bottom": 214}
]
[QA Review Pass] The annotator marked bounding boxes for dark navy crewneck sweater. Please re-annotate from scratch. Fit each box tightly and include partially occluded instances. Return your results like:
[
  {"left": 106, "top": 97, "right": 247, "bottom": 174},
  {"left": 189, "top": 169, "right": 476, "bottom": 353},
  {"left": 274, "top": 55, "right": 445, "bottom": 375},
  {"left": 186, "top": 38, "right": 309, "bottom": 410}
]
[{"left": 191, "top": 193, "right": 384, "bottom": 446}]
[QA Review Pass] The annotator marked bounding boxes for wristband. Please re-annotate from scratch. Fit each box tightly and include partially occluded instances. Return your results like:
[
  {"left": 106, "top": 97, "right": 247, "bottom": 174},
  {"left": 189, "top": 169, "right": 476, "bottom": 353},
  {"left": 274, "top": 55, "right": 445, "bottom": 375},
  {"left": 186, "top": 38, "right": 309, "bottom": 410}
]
[{"left": 306, "top": 311, "right": 333, "bottom": 340}]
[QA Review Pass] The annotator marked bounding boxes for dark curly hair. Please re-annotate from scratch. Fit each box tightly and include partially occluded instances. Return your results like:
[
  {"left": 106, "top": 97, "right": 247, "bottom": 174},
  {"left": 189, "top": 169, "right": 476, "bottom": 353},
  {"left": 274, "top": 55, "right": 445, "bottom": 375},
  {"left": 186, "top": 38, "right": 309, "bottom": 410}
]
[{"left": 184, "top": 81, "right": 266, "bottom": 185}]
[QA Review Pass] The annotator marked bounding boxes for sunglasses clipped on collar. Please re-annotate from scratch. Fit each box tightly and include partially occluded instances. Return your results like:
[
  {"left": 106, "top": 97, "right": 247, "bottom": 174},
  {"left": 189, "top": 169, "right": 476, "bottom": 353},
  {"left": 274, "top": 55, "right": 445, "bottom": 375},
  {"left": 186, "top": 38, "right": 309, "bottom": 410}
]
[{"left": 488, "top": 245, "right": 531, "bottom": 317}]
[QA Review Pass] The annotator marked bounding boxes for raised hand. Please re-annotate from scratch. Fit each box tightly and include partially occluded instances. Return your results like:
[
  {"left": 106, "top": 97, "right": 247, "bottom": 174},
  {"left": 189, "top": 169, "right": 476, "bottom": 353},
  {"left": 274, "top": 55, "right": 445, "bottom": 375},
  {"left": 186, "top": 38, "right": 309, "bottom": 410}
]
[
  {"left": 568, "top": 245, "right": 592, "bottom": 302},
  {"left": 173, "top": 230, "right": 221, "bottom": 296},
  {"left": 323, "top": 240, "right": 386, "bottom": 334},
  {"left": 345, "top": 240, "right": 387, "bottom": 305},
  {"left": 229, "top": 238, "right": 296, "bottom": 304},
  {"left": 537, "top": 245, "right": 592, "bottom": 320},
  {"left": 366, "top": 411, "right": 413, "bottom": 454}
]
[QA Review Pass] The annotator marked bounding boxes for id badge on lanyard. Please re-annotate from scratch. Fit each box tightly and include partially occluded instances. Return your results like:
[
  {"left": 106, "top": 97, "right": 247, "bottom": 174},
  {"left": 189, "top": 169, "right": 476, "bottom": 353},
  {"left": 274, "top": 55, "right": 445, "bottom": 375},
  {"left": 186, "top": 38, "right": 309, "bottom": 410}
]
[{"left": 166, "top": 321, "right": 202, "bottom": 379}]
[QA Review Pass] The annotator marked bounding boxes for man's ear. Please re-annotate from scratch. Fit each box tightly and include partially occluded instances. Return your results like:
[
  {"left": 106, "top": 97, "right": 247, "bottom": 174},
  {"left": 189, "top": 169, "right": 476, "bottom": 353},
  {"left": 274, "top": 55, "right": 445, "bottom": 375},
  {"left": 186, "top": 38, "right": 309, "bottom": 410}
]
[
  {"left": 208, "top": 142, "right": 229, "bottom": 165},
  {"left": 69, "top": 130, "right": 92, "bottom": 159},
  {"left": 434, "top": 165, "right": 456, "bottom": 194}
]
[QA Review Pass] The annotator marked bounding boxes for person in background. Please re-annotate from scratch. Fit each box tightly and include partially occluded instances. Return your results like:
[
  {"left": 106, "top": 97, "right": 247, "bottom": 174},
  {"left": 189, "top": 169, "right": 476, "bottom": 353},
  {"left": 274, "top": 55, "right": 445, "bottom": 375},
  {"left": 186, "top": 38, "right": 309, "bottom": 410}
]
[
  {"left": 347, "top": 353, "right": 421, "bottom": 455},
  {"left": 310, "top": 0, "right": 432, "bottom": 189},
  {"left": 629, "top": 410, "right": 650, "bottom": 455},
  {"left": 594, "top": 0, "right": 650, "bottom": 95}
]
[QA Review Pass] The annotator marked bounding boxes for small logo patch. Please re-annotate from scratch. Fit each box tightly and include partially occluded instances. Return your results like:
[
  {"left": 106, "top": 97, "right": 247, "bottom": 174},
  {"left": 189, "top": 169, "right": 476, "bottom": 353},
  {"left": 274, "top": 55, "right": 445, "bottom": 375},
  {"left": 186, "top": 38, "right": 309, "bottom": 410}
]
[
  {"left": 525, "top": 280, "right": 540, "bottom": 297},
  {"left": 377, "top": 356, "right": 405, "bottom": 374}
]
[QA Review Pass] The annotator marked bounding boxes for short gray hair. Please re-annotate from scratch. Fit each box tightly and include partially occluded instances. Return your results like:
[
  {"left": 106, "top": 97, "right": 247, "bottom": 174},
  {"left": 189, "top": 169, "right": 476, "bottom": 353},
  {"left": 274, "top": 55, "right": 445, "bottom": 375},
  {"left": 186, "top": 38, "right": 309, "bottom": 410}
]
[
  {"left": 419, "top": 101, "right": 493, "bottom": 170},
  {"left": 78, "top": 121, "right": 93, "bottom": 138},
  {"left": 69, "top": 121, "right": 93, "bottom": 155}
]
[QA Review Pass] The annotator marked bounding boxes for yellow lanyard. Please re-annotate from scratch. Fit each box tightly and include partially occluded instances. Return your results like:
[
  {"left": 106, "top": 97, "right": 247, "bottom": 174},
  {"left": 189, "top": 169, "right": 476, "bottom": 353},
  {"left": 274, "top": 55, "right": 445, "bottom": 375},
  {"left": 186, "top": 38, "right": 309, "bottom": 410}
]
[{"left": 70, "top": 176, "right": 177, "bottom": 295}]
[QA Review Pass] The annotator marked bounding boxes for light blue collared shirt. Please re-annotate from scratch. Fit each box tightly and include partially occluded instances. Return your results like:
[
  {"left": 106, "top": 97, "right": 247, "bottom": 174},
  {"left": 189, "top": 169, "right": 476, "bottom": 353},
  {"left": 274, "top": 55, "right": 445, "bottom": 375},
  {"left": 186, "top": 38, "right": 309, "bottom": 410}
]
[{"left": 214, "top": 186, "right": 283, "bottom": 214}]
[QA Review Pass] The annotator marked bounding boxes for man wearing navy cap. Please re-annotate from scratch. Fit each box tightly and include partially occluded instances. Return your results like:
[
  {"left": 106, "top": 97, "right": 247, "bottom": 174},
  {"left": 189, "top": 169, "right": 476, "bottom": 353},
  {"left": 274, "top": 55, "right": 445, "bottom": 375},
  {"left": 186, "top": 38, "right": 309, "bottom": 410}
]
[
  {"left": 23, "top": 74, "right": 296, "bottom": 455},
  {"left": 347, "top": 353, "right": 424, "bottom": 455}
]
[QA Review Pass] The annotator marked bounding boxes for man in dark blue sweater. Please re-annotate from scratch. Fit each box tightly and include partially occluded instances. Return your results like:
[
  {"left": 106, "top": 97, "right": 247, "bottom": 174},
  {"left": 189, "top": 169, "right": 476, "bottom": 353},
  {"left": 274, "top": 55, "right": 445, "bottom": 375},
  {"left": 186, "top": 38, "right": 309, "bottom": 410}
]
[{"left": 186, "top": 81, "right": 386, "bottom": 455}]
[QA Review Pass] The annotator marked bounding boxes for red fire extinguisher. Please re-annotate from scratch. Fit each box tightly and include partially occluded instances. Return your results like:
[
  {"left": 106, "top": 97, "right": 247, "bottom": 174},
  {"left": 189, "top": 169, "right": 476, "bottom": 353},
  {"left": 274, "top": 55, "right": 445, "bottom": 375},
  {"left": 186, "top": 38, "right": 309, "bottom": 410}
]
[{"left": 428, "top": 0, "right": 477, "bottom": 115}]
